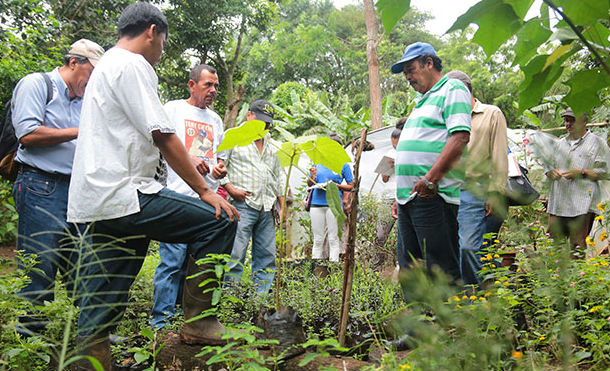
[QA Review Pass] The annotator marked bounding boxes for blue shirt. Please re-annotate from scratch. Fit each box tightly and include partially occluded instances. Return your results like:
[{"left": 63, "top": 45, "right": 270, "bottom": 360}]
[
  {"left": 311, "top": 163, "right": 354, "bottom": 206},
  {"left": 12, "top": 68, "right": 82, "bottom": 175}
]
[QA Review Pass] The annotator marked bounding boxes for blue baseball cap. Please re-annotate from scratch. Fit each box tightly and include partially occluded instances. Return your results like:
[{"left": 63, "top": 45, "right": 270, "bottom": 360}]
[{"left": 391, "top": 42, "right": 437, "bottom": 74}]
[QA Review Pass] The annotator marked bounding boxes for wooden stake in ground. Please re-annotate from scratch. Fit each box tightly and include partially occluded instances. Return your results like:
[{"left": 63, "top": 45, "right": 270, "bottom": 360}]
[{"left": 338, "top": 128, "right": 367, "bottom": 346}]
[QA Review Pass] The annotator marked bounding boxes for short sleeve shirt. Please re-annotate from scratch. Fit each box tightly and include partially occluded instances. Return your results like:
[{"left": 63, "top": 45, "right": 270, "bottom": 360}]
[
  {"left": 12, "top": 68, "right": 81, "bottom": 174},
  {"left": 395, "top": 76, "right": 471, "bottom": 205},
  {"left": 67, "top": 47, "right": 174, "bottom": 222},
  {"left": 311, "top": 163, "right": 354, "bottom": 206},
  {"left": 164, "top": 99, "right": 224, "bottom": 196}
]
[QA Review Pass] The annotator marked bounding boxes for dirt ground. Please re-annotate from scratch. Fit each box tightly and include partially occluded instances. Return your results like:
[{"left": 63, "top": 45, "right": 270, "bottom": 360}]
[{"left": 0, "top": 244, "right": 16, "bottom": 274}]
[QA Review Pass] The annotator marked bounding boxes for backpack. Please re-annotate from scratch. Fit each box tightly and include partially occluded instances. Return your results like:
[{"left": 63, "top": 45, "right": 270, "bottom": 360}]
[{"left": 0, "top": 73, "right": 53, "bottom": 181}]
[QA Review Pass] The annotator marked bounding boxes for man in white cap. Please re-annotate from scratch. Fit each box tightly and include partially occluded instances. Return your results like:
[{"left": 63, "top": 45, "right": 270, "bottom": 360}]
[
  {"left": 390, "top": 42, "right": 471, "bottom": 284},
  {"left": 10, "top": 38, "right": 104, "bottom": 336},
  {"left": 546, "top": 108, "right": 608, "bottom": 250}
]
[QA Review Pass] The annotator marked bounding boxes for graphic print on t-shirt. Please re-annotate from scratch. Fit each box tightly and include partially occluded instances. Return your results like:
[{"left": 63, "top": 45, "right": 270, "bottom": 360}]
[{"left": 185, "top": 119, "right": 214, "bottom": 160}]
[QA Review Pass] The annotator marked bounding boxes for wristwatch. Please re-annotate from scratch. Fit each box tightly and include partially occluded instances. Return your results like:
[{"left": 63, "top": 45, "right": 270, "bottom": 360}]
[{"left": 422, "top": 176, "right": 437, "bottom": 191}]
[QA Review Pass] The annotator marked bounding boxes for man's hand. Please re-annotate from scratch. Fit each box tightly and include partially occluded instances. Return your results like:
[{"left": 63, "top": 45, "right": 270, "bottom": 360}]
[
  {"left": 562, "top": 168, "right": 582, "bottom": 180},
  {"left": 391, "top": 200, "right": 398, "bottom": 219},
  {"left": 546, "top": 169, "right": 562, "bottom": 180},
  {"left": 411, "top": 178, "right": 437, "bottom": 199},
  {"left": 190, "top": 155, "right": 209, "bottom": 176},
  {"left": 224, "top": 183, "right": 252, "bottom": 202},
  {"left": 211, "top": 162, "right": 228, "bottom": 179},
  {"left": 199, "top": 188, "right": 239, "bottom": 221}
]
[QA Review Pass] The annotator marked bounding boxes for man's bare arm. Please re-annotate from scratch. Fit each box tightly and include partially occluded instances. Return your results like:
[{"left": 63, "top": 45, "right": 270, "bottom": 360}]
[{"left": 20, "top": 126, "right": 78, "bottom": 147}]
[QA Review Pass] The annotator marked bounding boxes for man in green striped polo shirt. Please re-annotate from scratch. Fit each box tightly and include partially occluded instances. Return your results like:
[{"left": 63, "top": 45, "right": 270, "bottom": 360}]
[{"left": 390, "top": 42, "right": 471, "bottom": 283}]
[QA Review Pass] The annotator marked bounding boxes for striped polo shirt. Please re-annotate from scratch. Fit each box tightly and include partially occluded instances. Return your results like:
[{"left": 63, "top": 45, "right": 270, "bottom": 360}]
[{"left": 395, "top": 75, "right": 472, "bottom": 205}]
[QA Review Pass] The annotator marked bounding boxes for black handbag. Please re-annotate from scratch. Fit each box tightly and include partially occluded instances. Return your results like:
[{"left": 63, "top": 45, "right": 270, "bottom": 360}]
[
  {"left": 304, "top": 188, "right": 314, "bottom": 212},
  {"left": 506, "top": 164, "right": 539, "bottom": 206}
]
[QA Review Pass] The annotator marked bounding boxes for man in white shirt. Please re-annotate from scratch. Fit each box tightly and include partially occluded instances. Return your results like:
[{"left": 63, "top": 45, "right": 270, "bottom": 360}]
[
  {"left": 67, "top": 3, "right": 238, "bottom": 369},
  {"left": 150, "top": 64, "right": 228, "bottom": 329}
]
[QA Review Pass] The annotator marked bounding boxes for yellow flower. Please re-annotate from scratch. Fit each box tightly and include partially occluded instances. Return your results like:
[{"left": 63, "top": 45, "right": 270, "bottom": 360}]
[
  {"left": 494, "top": 280, "right": 501, "bottom": 285},
  {"left": 469, "top": 295, "right": 477, "bottom": 300},
  {"left": 539, "top": 334, "right": 546, "bottom": 341},
  {"left": 479, "top": 297, "right": 486, "bottom": 301},
  {"left": 482, "top": 241, "right": 488, "bottom": 245},
  {"left": 512, "top": 350, "right": 523, "bottom": 359},
  {"left": 453, "top": 296, "right": 460, "bottom": 302},
  {"left": 481, "top": 266, "right": 488, "bottom": 270},
  {"left": 493, "top": 254, "right": 500, "bottom": 258},
  {"left": 462, "top": 295, "right": 469, "bottom": 300},
  {"left": 589, "top": 305, "right": 603, "bottom": 313},
  {"left": 494, "top": 239, "right": 500, "bottom": 243},
  {"left": 486, "top": 253, "right": 493, "bottom": 260},
  {"left": 399, "top": 364, "right": 412, "bottom": 370},
  {"left": 599, "top": 277, "right": 605, "bottom": 282},
  {"left": 601, "top": 260, "right": 609, "bottom": 267},
  {"left": 586, "top": 237, "right": 597, "bottom": 247},
  {"left": 485, "top": 292, "right": 492, "bottom": 297},
  {"left": 503, "top": 281, "right": 510, "bottom": 286},
  {"left": 480, "top": 256, "right": 487, "bottom": 262},
  {"left": 598, "top": 203, "right": 606, "bottom": 212},
  {"left": 595, "top": 215, "right": 604, "bottom": 222},
  {"left": 601, "top": 232, "right": 608, "bottom": 242}
]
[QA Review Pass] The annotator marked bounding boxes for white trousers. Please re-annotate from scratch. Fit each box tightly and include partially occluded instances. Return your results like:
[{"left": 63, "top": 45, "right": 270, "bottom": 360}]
[{"left": 310, "top": 206, "right": 340, "bottom": 262}]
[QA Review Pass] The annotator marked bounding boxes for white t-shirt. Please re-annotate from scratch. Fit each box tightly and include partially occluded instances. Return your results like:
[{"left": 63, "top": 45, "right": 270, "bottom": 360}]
[
  {"left": 67, "top": 47, "right": 174, "bottom": 222},
  {"left": 164, "top": 99, "right": 224, "bottom": 197}
]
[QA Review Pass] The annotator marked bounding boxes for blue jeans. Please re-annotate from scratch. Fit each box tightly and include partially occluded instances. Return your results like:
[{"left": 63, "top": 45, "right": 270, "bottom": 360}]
[
  {"left": 12, "top": 168, "right": 85, "bottom": 334},
  {"left": 150, "top": 242, "right": 186, "bottom": 328},
  {"left": 458, "top": 190, "right": 505, "bottom": 285},
  {"left": 396, "top": 195, "right": 460, "bottom": 281},
  {"left": 226, "top": 202, "right": 276, "bottom": 293},
  {"left": 77, "top": 188, "right": 237, "bottom": 336}
]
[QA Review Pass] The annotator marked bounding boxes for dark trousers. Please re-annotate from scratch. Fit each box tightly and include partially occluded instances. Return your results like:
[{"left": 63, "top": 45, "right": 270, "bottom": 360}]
[
  {"left": 77, "top": 188, "right": 237, "bottom": 336},
  {"left": 396, "top": 195, "right": 460, "bottom": 281}
]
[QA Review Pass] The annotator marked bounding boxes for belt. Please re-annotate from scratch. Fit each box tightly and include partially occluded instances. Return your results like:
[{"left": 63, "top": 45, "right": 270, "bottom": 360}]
[{"left": 18, "top": 163, "right": 71, "bottom": 181}]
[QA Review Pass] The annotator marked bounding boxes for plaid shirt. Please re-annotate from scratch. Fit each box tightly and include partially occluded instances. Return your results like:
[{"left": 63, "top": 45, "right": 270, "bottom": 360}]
[
  {"left": 220, "top": 138, "right": 285, "bottom": 211},
  {"left": 547, "top": 131, "right": 609, "bottom": 217}
]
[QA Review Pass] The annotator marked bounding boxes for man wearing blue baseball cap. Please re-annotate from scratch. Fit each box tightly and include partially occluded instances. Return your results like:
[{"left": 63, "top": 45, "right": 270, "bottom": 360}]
[{"left": 390, "top": 42, "right": 471, "bottom": 286}]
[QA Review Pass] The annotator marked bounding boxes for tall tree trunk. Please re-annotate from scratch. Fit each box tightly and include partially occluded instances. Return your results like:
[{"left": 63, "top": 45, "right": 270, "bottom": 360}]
[
  {"left": 364, "top": 0, "right": 382, "bottom": 130},
  {"left": 221, "top": 16, "right": 248, "bottom": 128}
]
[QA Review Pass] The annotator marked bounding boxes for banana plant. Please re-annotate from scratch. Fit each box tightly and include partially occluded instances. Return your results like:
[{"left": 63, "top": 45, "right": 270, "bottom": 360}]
[{"left": 217, "top": 119, "right": 351, "bottom": 310}]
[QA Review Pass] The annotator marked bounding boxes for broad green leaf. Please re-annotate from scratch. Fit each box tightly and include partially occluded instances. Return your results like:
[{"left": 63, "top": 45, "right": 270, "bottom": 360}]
[
  {"left": 302, "top": 137, "right": 351, "bottom": 174},
  {"left": 276, "top": 141, "right": 301, "bottom": 168},
  {"left": 518, "top": 46, "right": 576, "bottom": 112},
  {"left": 375, "top": 0, "right": 411, "bottom": 35},
  {"left": 506, "top": 0, "right": 536, "bottom": 19},
  {"left": 447, "top": 0, "right": 523, "bottom": 56},
  {"left": 141, "top": 327, "right": 154, "bottom": 340},
  {"left": 542, "top": 44, "right": 573, "bottom": 70},
  {"left": 325, "top": 182, "right": 346, "bottom": 238},
  {"left": 559, "top": 0, "right": 609, "bottom": 27},
  {"left": 216, "top": 120, "right": 268, "bottom": 152},
  {"left": 512, "top": 17, "right": 552, "bottom": 66},
  {"left": 564, "top": 69, "right": 610, "bottom": 117},
  {"left": 583, "top": 22, "right": 610, "bottom": 47},
  {"left": 540, "top": 1, "right": 550, "bottom": 29},
  {"left": 134, "top": 351, "right": 150, "bottom": 364},
  {"left": 215, "top": 264, "right": 223, "bottom": 279}
]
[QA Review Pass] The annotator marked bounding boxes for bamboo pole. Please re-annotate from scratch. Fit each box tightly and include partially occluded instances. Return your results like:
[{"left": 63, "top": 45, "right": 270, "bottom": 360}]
[
  {"left": 338, "top": 128, "right": 367, "bottom": 346},
  {"left": 540, "top": 121, "right": 609, "bottom": 132}
]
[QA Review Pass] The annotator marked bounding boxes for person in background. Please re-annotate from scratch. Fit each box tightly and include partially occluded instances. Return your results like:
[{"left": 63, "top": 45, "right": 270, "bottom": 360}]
[
  {"left": 546, "top": 108, "right": 608, "bottom": 251},
  {"left": 151, "top": 63, "right": 228, "bottom": 329},
  {"left": 446, "top": 70, "right": 508, "bottom": 285},
  {"left": 221, "top": 100, "right": 285, "bottom": 293},
  {"left": 308, "top": 134, "right": 354, "bottom": 262}
]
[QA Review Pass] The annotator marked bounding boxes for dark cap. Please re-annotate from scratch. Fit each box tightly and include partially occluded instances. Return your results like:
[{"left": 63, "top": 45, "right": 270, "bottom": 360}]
[
  {"left": 250, "top": 99, "right": 275, "bottom": 123},
  {"left": 562, "top": 108, "right": 575, "bottom": 119},
  {"left": 391, "top": 42, "right": 437, "bottom": 74}
]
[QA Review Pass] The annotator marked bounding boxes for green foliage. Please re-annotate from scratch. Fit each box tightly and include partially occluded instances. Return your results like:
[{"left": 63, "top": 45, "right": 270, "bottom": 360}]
[
  {"left": 447, "top": 0, "right": 610, "bottom": 116},
  {"left": 325, "top": 182, "right": 346, "bottom": 238},
  {"left": 216, "top": 120, "right": 269, "bottom": 152},
  {"left": 270, "top": 81, "right": 312, "bottom": 111},
  {"left": 0, "top": 180, "right": 17, "bottom": 244},
  {"left": 127, "top": 327, "right": 165, "bottom": 371},
  {"left": 376, "top": 0, "right": 412, "bottom": 35}
]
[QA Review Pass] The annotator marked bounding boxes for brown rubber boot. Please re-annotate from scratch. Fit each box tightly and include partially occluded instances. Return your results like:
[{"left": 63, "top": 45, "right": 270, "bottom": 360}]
[
  {"left": 75, "top": 333, "right": 112, "bottom": 371},
  {"left": 180, "top": 255, "right": 226, "bottom": 345}
]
